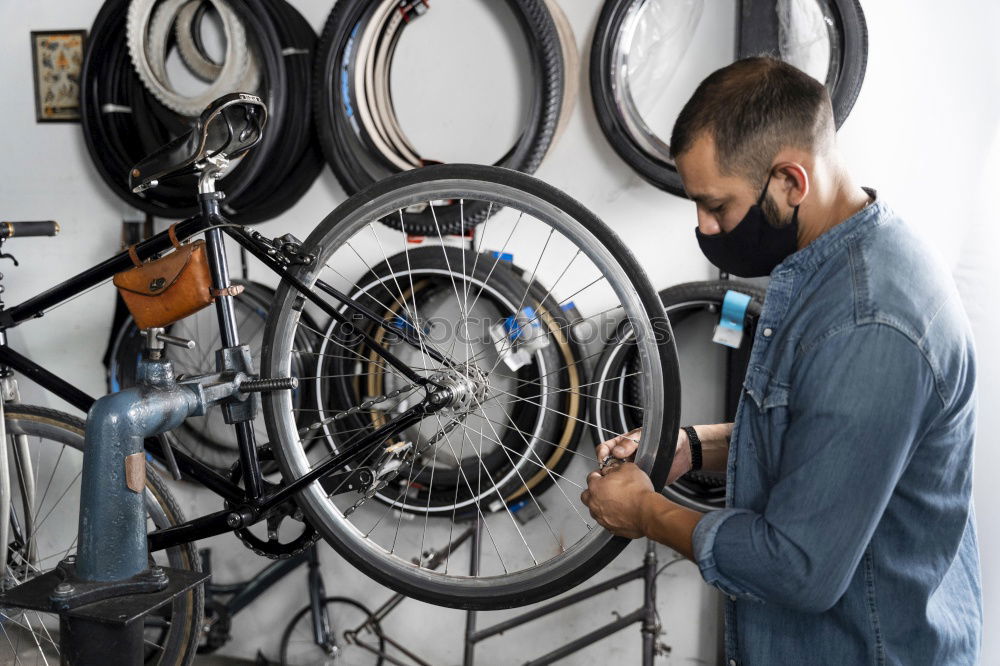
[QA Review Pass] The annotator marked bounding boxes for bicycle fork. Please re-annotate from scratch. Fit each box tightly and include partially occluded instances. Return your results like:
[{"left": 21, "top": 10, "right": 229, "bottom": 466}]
[{"left": 0, "top": 338, "right": 34, "bottom": 589}]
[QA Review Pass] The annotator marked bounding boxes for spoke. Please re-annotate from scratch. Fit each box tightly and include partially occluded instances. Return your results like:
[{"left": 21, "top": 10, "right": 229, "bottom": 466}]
[
  {"left": 450, "top": 418, "right": 585, "bottom": 490},
  {"left": 505, "top": 368, "right": 644, "bottom": 398},
  {"left": 0, "top": 617, "right": 26, "bottom": 665},
  {"left": 464, "top": 392, "right": 563, "bottom": 551},
  {"left": 31, "top": 446, "right": 66, "bottom": 534},
  {"left": 486, "top": 384, "right": 642, "bottom": 446},
  {"left": 463, "top": 211, "right": 525, "bottom": 318},
  {"left": 485, "top": 227, "right": 554, "bottom": 375},
  {"left": 473, "top": 411, "right": 603, "bottom": 467},
  {"left": 463, "top": 286, "right": 623, "bottom": 370},
  {"left": 478, "top": 398, "right": 593, "bottom": 529},
  {"left": 487, "top": 272, "right": 607, "bottom": 375},
  {"left": 490, "top": 372, "right": 647, "bottom": 413},
  {"left": 30, "top": 472, "right": 81, "bottom": 538},
  {"left": 431, "top": 413, "right": 523, "bottom": 569},
  {"left": 359, "top": 224, "right": 458, "bottom": 368}
]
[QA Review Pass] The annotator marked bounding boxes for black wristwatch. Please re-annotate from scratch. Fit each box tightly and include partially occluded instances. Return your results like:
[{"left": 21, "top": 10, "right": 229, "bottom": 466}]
[{"left": 682, "top": 426, "right": 702, "bottom": 471}]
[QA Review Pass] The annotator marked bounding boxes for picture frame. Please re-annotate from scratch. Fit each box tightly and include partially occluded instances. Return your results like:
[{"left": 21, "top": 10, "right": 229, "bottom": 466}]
[{"left": 30, "top": 29, "right": 87, "bottom": 123}]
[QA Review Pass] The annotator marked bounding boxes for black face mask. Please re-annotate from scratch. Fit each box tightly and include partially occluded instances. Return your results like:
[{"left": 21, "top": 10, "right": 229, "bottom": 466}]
[{"left": 695, "top": 174, "right": 799, "bottom": 278}]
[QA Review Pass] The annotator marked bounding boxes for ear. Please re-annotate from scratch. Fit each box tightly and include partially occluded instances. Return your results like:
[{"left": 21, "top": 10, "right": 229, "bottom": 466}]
[{"left": 772, "top": 161, "right": 809, "bottom": 207}]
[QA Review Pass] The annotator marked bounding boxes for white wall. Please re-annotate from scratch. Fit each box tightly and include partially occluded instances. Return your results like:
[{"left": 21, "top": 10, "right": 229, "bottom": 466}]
[{"left": 0, "top": 1, "right": 997, "bottom": 664}]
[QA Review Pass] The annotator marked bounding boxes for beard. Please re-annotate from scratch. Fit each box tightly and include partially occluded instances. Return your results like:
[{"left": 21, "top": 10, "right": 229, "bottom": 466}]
[{"left": 761, "top": 193, "right": 796, "bottom": 229}]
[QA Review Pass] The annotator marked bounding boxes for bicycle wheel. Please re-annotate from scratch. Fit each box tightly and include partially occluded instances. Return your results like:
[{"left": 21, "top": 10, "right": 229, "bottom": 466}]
[
  {"left": 108, "top": 281, "right": 318, "bottom": 474},
  {"left": 262, "top": 163, "right": 680, "bottom": 609},
  {"left": 0, "top": 404, "right": 202, "bottom": 665},
  {"left": 589, "top": 0, "right": 867, "bottom": 196},
  {"left": 588, "top": 280, "right": 765, "bottom": 512},
  {"left": 279, "top": 596, "right": 385, "bottom": 666}
]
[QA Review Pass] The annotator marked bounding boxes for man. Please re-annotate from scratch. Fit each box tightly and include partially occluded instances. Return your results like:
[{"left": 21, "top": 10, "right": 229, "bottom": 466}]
[{"left": 581, "top": 57, "right": 981, "bottom": 664}]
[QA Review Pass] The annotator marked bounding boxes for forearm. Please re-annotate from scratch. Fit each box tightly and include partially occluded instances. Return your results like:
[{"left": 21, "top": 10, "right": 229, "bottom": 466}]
[
  {"left": 687, "top": 423, "right": 732, "bottom": 473},
  {"left": 638, "top": 491, "right": 702, "bottom": 561}
]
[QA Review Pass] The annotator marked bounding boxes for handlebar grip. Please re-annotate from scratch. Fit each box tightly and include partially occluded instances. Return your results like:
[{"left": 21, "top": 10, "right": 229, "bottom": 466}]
[{"left": 0, "top": 221, "right": 60, "bottom": 239}]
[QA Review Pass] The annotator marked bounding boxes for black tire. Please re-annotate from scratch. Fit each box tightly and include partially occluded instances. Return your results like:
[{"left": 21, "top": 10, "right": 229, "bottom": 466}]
[
  {"left": 588, "top": 280, "right": 766, "bottom": 512},
  {"left": 279, "top": 596, "right": 385, "bottom": 666},
  {"left": 0, "top": 404, "right": 202, "bottom": 665},
  {"left": 589, "top": 0, "right": 868, "bottom": 196},
  {"left": 262, "top": 163, "right": 680, "bottom": 609},
  {"left": 312, "top": 0, "right": 564, "bottom": 235},
  {"left": 81, "top": 0, "right": 320, "bottom": 223}
]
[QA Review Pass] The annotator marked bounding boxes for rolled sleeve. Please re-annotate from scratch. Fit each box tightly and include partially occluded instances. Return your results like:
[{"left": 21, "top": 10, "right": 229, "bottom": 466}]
[
  {"left": 693, "top": 507, "right": 763, "bottom": 602},
  {"left": 695, "top": 324, "right": 939, "bottom": 613}
]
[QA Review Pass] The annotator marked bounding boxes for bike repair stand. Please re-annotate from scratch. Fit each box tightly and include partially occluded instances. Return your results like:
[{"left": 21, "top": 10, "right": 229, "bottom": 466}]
[
  {"left": 462, "top": 515, "right": 669, "bottom": 666},
  {"left": 0, "top": 327, "right": 291, "bottom": 663}
]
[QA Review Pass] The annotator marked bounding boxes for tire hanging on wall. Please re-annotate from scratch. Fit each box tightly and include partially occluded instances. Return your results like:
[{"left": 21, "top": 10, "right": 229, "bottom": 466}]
[
  {"left": 312, "top": 0, "right": 566, "bottom": 235},
  {"left": 81, "top": 0, "right": 322, "bottom": 223},
  {"left": 588, "top": 280, "right": 765, "bottom": 512},
  {"left": 589, "top": 0, "right": 868, "bottom": 197}
]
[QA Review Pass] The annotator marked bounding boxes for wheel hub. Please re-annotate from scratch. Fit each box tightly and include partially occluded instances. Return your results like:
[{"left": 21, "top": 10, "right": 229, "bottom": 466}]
[{"left": 428, "top": 363, "right": 489, "bottom": 415}]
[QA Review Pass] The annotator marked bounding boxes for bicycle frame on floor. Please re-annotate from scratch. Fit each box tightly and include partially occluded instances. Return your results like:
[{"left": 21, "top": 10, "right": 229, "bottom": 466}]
[
  {"left": 343, "top": 518, "right": 669, "bottom": 666},
  {"left": 0, "top": 193, "right": 451, "bottom": 553}
]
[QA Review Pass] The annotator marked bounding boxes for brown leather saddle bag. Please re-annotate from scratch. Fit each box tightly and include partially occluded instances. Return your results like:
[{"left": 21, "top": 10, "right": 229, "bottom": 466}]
[{"left": 113, "top": 226, "right": 215, "bottom": 330}]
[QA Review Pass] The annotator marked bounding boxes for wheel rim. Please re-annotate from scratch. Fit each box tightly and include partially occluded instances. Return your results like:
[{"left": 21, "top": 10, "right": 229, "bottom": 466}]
[{"left": 263, "top": 168, "right": 677, "bottom": 607}]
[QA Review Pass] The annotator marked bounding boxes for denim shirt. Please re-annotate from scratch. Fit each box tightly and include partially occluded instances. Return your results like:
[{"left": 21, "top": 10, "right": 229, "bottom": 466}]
[{"left": 692, "top": 193, "right": 982, "bottom": 665}]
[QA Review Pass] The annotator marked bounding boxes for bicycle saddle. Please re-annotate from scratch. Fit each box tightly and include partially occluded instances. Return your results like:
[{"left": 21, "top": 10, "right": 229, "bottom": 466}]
[{"left": 129, "top": 92, "right": 268, "bottom": 193}]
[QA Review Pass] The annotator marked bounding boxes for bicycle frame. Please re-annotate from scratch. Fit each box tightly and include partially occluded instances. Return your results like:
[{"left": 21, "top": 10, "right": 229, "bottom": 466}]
[{"left": 0, "top": 192, "right": 451, "bottom": 553}]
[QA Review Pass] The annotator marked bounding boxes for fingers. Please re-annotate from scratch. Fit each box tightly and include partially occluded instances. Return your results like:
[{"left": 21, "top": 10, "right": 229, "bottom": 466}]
[{"left": 596, "top": 429, "right": 641, "bottom": 460}]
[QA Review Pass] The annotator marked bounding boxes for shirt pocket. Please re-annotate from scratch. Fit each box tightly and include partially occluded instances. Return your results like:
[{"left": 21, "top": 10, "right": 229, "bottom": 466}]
[{"left": 742, "top": 365, "right": 791, "bottom": 475}]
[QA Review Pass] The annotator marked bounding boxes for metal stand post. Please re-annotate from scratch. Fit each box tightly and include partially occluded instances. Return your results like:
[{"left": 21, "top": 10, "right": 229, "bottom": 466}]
[
  {"left": 0, "top": 344, "right": 268, "bottom": 663},
  {"left": 462, "top": 516, "right": 483, "bottom": 666},
  {"left": 641, "top": 541, "right": 659, "bottom": 666}
]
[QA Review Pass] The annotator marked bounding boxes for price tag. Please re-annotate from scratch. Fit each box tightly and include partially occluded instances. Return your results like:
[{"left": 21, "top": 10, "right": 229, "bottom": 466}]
[{"left": 712, "top": 290, "right": 752, "bottom": 349}]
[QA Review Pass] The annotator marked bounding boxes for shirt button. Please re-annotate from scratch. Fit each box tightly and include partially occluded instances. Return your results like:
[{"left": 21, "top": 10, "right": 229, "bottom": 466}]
[
  {"left": 763, "top": 328, "right": 773, "bottom": 337},
  {"left": 729, "top": 660, "right": 737, "bottom": 666}
]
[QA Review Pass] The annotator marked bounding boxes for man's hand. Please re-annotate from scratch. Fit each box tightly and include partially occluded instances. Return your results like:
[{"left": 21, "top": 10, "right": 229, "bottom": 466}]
[
  {"left": 580, "top": 463, "right": 656, "bottom": 539},
  {"left": 594, "top": 428, "right": 693, "bottom": 485}
]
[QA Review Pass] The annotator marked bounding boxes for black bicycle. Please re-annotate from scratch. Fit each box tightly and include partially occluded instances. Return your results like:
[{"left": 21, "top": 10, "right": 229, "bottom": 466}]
[{"left": 0, "top": 92, "right": 680, "bottom": 664}]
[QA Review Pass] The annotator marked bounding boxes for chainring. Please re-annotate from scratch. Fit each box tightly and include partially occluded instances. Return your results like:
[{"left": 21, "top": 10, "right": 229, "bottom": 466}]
[{"left": 226, "top": 447, "right": 319, "bottom": 559}]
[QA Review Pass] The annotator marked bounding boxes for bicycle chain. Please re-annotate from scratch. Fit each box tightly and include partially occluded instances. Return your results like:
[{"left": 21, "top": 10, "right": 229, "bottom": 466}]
[{"left": 297, "top": 383, "right": 416, "bottom": 438}]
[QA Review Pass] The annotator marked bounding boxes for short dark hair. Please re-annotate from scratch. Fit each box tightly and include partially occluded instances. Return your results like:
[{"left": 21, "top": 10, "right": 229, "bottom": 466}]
[{"left": 670, "top": 57, "right": 835, "bottom": 183}]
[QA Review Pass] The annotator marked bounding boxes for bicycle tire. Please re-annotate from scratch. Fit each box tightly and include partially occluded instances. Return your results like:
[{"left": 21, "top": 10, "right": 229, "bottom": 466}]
[
  {"left": 313, "top": 0, "right": 564, "bottom": 235},
  {"left": 588, "top": 280, "right": 765, "bottom": 512},
  {"left": 262, "top": 163, "right": 680, "bottom": 610},
  {"left": 279, "top": 596, "right": 385, "bottom": 666},
  {"left": 589, "top": 0, "right": 868, "bottom": 196},
  {"left": 0, "top": 404, "right": 202, "bottom": 666},
  {"left": 82, "top": 0, "right": 319, "bottom": 224}
]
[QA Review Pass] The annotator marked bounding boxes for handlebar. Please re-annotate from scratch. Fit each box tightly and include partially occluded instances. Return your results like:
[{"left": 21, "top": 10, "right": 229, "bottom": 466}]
[{"left": 0, "top": 221, "right": 60, "bottom": 239}]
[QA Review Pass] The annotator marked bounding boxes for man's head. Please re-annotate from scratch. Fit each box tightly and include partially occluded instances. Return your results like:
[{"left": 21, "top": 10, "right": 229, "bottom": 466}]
[{"left": 671, "top": 57, "right": 836, "bottom": 236}]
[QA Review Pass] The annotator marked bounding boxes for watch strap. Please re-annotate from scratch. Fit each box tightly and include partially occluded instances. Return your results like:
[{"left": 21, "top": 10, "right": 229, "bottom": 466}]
[{"left": 682, "top": 426, "right": 703, "bottom": 471}]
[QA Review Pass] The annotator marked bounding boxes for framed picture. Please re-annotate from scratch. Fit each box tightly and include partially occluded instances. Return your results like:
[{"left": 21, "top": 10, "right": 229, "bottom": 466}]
[{"left": 30, "top": 30, "right": 87, "bottom": 123}]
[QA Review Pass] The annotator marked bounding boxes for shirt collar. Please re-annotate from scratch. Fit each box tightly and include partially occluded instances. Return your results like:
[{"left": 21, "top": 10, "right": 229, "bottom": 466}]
[{"left": 774, "top": 188, "right": 888, "bottom": 275}]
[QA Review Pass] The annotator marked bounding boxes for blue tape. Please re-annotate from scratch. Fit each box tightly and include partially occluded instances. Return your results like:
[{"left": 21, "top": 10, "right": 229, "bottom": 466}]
[
  {"left": 490, "top": 251, "right": 514, "bottom": 262},
  {"left": 503, "top": 306, "right": 538, "bottom": 341},
  {"left": 719, "top": 290, "right": 752, "bottom": 333}
]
